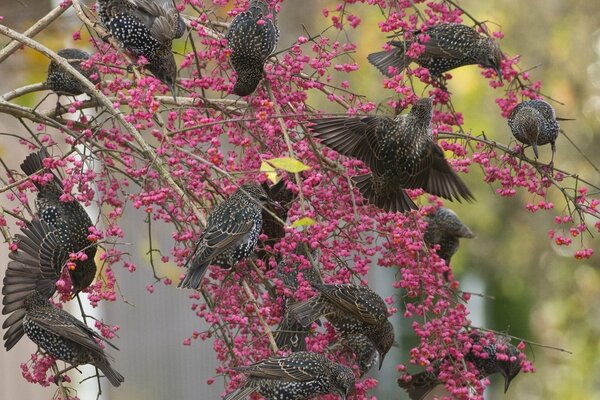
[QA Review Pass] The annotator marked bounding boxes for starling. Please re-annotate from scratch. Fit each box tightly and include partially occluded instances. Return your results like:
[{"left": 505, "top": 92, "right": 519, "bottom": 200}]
[
  {"left": 223, "top": 351, "right": 355, "bottom": 400},
  {"left": 3, "top": 218, "right": 65, "bottom": 351},
  {"left": 178, "top": 183, "right": 275, "bottom": 289},
  {"left": 398, "top": 335, "right": 521, "bottom": 400},
  {"left": 257, "top": 179, "right": 296, "bottom": 262},
  {"left": 368, "top": 23, "right": 503, "bottom": 81},
  {"left": 22, "top": 292, "right": 124, "bottom": 387},
  {"left": 46, "top": 49, "right": 101, "bottom": 96},
  {"left": 274, "top": 244, "right": 322, "bottom": 352},
  {"left": 98, "top": 0, "right": 184, "bottom": 97},
  {"left": 20, "top": 148, "right": 97, "bottom": 296},
  {"left": 508, "top": 99, "right": 560, "bottom": 164},
  {"left": 423, "top": 207, "right": 475, "bottom": 266},
  {"left": 289, "top": 283, "right": 394, "bottom": 369},
  {"left": 309, "top": 97, "right": 474, "bottom": 213},
  {"left": 339, "top": 333, "right": 378, "bottom": 377},
  {"left": 226, "top": 0, "right": 279, "bottom": 96}
]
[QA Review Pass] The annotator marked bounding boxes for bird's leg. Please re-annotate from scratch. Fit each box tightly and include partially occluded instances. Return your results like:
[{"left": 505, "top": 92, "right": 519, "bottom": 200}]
[
  {"left": 95, "top": 366, "right": 103, "bottom": 400},
  {"left": 548, "top": 141, "right": 556, "bottom": 170}
]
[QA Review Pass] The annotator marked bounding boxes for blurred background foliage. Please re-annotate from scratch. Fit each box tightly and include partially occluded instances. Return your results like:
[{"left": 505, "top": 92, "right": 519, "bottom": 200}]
[{"left": 0, "top": 0, "right": 598, "bottom": 399}]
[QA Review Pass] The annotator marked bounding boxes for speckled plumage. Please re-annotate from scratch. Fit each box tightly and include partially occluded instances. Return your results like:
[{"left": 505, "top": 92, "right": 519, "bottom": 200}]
[
  {"left": 178, "top": 183, "right": 273, "bottom": 289},
  {"left": 46, "top": 49, "right": 100, "bottom": 96},
  {"left": 289, "top": 283, "right": 394, "bottom": 369},
  {"left": 340, "top": 333, "right": 378, "bottom": 377},
  {"left": 257, "top": 179, "right": 296, "bottom": 263},
  {"left": 424, "top": 207, "right": 475, "bottom": 266},
  {"left": 22, "top": 292, "right": 124, "bottom": 387},
  {"left": 309, "top": 98, "right": 474, "bottom": 213},
  {"left": 2, "top": 218, "right": 65, "bottom": 351},
  {"left": 227, "top": 0, "right": 279, "bottom": 96},
  {"left": 98, "top": 0, "right": 183, "bottom": 96},
  {"left": 398, "top": 335, "right": 521, "bottom": 400},
  {"left": 508, "top": 100, "right": 560, "bottom": 161},
  {"left": 368, "top": 23, "right": 503, "bottom": 80},
  {"left": 274, "top": 244, "right": 322, "bottom": 352},
  {"left": 224, "top": 351, "right": 355, "bottom": 400},
  {"left": 20, "top": 148, "right": 97, "bottom": 296}
]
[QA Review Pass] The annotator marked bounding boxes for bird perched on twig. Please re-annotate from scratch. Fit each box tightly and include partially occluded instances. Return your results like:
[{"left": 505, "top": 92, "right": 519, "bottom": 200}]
[
  {"left": 46, "top": 48, "right": 100, "bottom": 96},
  {"left": 398, "top": 334, "right": 522, "bottom": 400},
  {"left": 19, "top": 148, "right": 97, "bottom": 297},
  {"left": 368, "top": 23, "right": 503, "bottom": 82},
  {"left": 424, "top": 207, "right": 475, "bottom": 271},
  {"left": 289, "top": 283, "right": 394, "bottom": 369},
  {"left": 98, "top": 0, "right": 185, "bottom": 97},
  {"left": 227, "top": 0, "right": 279, "bottom": 96},
  {"left": 224, "top": 351, "right": 355, "bottom": 400},
  {"left": 178, "top": 183, "right": 276, "bottom": 290},
  {"left": 508, "top": 99, "right": 560, "bottom": 165},
  {"left": 257, "top": 179, "right": 296, "bottom": 263},
  {"left": 22, "top": 292, "right": 124, "bottom": 387},
  {"left": 2, "top": 218, "right": 64, "bottom": 351},
  {"left": 309, "top": 97, "right": 474, "bottom": 213}
]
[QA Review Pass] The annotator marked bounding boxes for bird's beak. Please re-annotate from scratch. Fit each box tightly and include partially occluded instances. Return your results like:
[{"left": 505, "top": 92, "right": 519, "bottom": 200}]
[
  {"left": 494, "top": 66, "right": 503, "bottom": 84},
  {"left": 378, "top": 352, "right": 385, "bottom": 370},
  {"left": 504, "top": 374, "right": 515, "bottom": 393},
  {"left": 169, "top": 83, "right": 178, "bottom": 101},
  {"left": 532, "top": 142, "right": 539, "bottom": 159}
]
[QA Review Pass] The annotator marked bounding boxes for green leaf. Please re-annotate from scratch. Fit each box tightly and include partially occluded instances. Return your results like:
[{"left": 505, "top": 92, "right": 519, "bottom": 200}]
[
  {"left": 291, "top": 217, "right": 316, "bottom": 228},
  {"left": 259, "top": 160, "right": 279, "bottom": 184},
  {"left": 265, "top": 157, "right": 311, "bottom": 173}
]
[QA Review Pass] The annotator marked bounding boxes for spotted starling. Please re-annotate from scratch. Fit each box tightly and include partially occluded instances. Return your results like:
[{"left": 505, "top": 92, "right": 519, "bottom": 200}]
[
  {"left": 98, "top": 0, "right": 184, "bottom": 97},
  {"left": 227, "top": 0, "right": 279, "bottom": 96},
  {"left": 309, "top": 98, "right": 474, "bottom": 213},
  {"left": 289, "top": 283, "right": 394, "bottom": 369},
  {"left": 178, "top": 183, "right": 275, "bottom": 289},
  {"left": 20, "top": 148, "right": 97, "bottom": 296},
  {"left": 508, "top": 99, "right": 560, "bottom": 164},
  {"left": 46, "top": 49, "right": 100, "bottom": 96},
  {"left": 368, "top": 23, "right": 503, "bottom": 81},
  {"left": 274, "top": 244, "right": 322, "bottom": 352},
  {"left": 224, "top": 351, "right": 355, "bottom": 400},
  {"left": 2, "top": 218, "right": 65, "bottom": 351},
  {"left": 257, "top": 179, "right": 296, "bottom": 263},
  {"left": 398, "top": 335, "right": 521, "bottom": 400},
  {"left": 424, "top": 207, "right": 475, "bottom": 266},
  {"left": 22, "top": 292, "right": 124, "bottom": 387},
  {"left": 339, "top": 333, "right": 378, "bottom": 377}
]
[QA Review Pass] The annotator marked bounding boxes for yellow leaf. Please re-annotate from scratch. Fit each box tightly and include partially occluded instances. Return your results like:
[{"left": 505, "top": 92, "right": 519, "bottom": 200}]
[
  {"left": 260, "top": 160, "right": 279, "bottom": 184},
  {"left": 265, "top": 157, "right": 311, "bottom": 173},
  {"left": 291, "top": 217, "right": 316, "bottom": 228}
]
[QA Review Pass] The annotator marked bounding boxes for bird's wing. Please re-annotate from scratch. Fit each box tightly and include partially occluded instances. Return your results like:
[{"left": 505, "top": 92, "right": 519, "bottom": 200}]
[
  {"left": 239, "top": 356, "right": 318, "bottom": 381},
  {"left": 130, "top": 0, "right": 179, "bottom": 41},
  {"left": 309, "top": 116, "right": 386, "bottom": 172},
  {"left": 419, "top": 25, "right": 471, "bottom": 59},
  {"left": 315, "top": 284, "right": 385, "bottom": 325}
]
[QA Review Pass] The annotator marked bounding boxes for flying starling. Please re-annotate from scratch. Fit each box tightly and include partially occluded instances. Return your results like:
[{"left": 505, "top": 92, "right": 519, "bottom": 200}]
[
  {"left": 398, "top": 334, "right": 521, "bottom": 400},
  {"left": 289, "top": 283, "right": 394, "bottom": 369},
  {"left": 178, "top": 183, "right": 275, "bottom": 290},
  {"left": 223, "top": 351, "right": 355, "bottom": 400},
  {"left": 508, "top": 99, "right": 560, "bottom": 164},
  {"left": 226, "top": 0, "right": 279, "bottom": 96},
  {"left": 46, "top": 49, "right": 100, "bottom": 96},
  {"left": 3, "top": 218, "right": 65, "bottom": 351},
  {"left": 274, "top": 244, "right": 322, "bottom": 352},
  {"left": 424, "top": 207, "right": 475, "bottom": 267},
  {"left": 22, "top": 292, "right": 124, "bottom": 387},
  {"left": 368, "top": 23, "right": 503, "bottom": 81},
  {"left": 309, "top": 97, "right": 474, "bottom": 213},
  {"left": 257, "top": 179, "right": 296, "bottom": 263},
  {"left": 339, "top": 333, "right": 378, "bottom": 377},
  {"left": 20, "top": 148, "right": 97, "bottom": 296},
  {"left": 98, "top": 0, "right": 185, "bottom": 97}
]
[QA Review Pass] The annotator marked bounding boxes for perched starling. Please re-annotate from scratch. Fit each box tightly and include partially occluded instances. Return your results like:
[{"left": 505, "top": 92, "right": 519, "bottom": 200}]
[
  {"left": 398, "top": 335, "right": 521, "bottom": 400},
  {"left": 98, "top": 0, "right": 184, "bottom": 97},
  {"left": 339, "top": 333, "right": 378, "bottom": 377},
  {"left": 3, "top": 218, "right": 65, "bottom": 351},
  {"left": 309, "top": 98, "right": 474, "bottom": 213},
  {"left": 274, "top": 244, "right": 322, "bottom": 352},
  {"left": 226, "top": 0, "right": 279, "bottom": 96},
  {"left": 424, "top": 207, "right": 475, "bottom": 266},
  {"left": 289, "top": 283, "right": 394, "bottom": 369},
  {"left": 368, "top": 23, "right": 503, "bottom": 81},
  {"left": 22, "top": 292, "right": 124, "bottom": 387},
  {"left": 178, "top": 183, "right": 275, "bottom": 289},
  {"left": 508, "top": 99, "right": 560, "bottom": 164},
  {"left": 224, "top": 351, "right": 355, "bottom": 400},
  {"left": 20, "top": 148, "right": 97, "bottom": 296},
  {"left": 46, "top": 49, "right": 100, "bottom": 96},
  {"left": 257, "top": 179, "right": 296, "bottom": 262}
]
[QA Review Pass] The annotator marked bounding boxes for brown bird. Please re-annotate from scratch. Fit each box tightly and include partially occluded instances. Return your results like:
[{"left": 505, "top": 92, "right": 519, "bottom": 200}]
[
  {"left": 309, "top": 98, "right": 474, "bottom": 212},
  {"left": 424, "top": 207, "right": 475, "bottom": 266}
]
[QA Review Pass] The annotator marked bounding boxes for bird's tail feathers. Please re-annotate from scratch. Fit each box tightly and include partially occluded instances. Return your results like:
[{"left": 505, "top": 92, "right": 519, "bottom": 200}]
[
  {"left": 353, "top": 174, "right": 417, "bottom": 213},
  {"left": 96, "top": 360, "right": 124, "bottom": 387},
  {"left": 288, "top": 299, "right": 325, "bottom": 328},
  {"left": 20, "top": 147, "right": 61, "bottom": 190},
  {"left": 177, "top": 259, "right": 210, "bottom": 290},
  {"left": 398, "top": 372, "right": 438, "bottom": 400},
  {"left": 367, "top": 43, "right": 410, "bottom": 78},
  {"left": 223, "top": 386, "right": 254, "bottom": 400}
]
